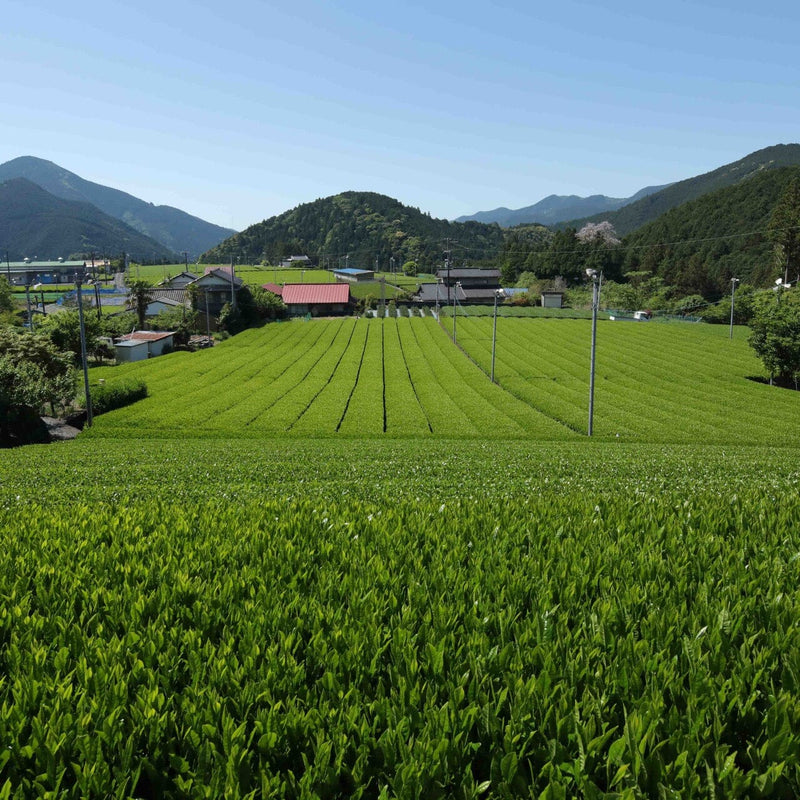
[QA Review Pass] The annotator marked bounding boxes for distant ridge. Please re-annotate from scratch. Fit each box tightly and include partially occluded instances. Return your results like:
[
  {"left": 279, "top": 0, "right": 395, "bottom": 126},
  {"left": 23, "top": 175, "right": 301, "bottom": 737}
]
[
  {"left": 455, "top": 185, "right": 667, "bottom": 227},
  {"left": 561, "top": 143, "right": 800, "bottom": 235},
  {"left": 0, "top": 177, "right": 176, "bottom": 261},
  {"left": 0, "top": 156, "right": 236, "bottom": 257}
]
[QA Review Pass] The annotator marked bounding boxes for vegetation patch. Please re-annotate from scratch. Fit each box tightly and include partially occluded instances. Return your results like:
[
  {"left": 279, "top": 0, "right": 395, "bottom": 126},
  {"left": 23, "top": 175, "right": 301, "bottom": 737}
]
[{"left": 88, "top": 378, "right": 148, "bottom": 416}]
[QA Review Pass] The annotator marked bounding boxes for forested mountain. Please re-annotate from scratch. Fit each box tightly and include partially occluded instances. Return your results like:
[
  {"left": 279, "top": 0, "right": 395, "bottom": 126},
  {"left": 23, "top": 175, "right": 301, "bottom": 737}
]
[
  {"left": 620, "top": 165, "right": 800, "bottom": 296},
  {"left": 0, "top": 178, "right": 176, "bottom": 261},
  {"left": 0, "top": 156, "right": 235, "bottom": 257},
  {"left": 456, "top": 185, "right": 667, "bottom": 227},
  {"left": 562, "top": 143, "right": 800, "bottom": 236},
  {"left": 202, "top": 192, "right": 504, "bottom": 269}
]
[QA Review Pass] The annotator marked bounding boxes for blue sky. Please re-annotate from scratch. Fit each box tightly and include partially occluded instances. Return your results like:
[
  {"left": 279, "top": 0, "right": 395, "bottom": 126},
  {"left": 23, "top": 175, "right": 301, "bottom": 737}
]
[{"left": 4, "top": 0, "right": 798, "bottom": 230}]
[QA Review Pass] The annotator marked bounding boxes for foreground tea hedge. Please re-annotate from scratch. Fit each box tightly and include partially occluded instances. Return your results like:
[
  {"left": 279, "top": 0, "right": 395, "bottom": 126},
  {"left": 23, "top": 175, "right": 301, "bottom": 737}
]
[{"left": 1, "top": 441, "right": 800, "bottom": 797}]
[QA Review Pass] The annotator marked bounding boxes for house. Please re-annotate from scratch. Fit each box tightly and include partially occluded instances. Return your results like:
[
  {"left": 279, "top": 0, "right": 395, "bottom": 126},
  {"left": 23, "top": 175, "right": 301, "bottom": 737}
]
[
  {"left": 261, "top": 283, "right": 283, "bottom": 296},
  {"left": 187, "top": 268, "right": 244, "bottom": 315},
  {"left": 158, "top": 271, "right": 198, "bottom": 289},
  {"left": 114, "top": 331, "right": 175, "bottom": 363},
  {"left": 413, "top": 268, "right": 503, "bottom": 305},
  {"left": 145, "top": 295, "right": 188, "bottom": 317},
  {"left": 281, "top": 283, "right": 351, "bottom": 316}
]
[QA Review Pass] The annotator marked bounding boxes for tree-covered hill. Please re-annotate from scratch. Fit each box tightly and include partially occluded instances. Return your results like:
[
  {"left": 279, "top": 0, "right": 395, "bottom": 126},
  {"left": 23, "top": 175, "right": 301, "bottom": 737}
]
[
  {"left": 0, "top": 178, "right": 176, "bottom": 261},
  {"left": 621, "top": 165, "right": 800, "bottom": 296},
  {"left": 562, "top": 143, "right": 800, "bottom": 236},
  {"left": 201, "top": 191, "right": 504, "bottom": 269}
]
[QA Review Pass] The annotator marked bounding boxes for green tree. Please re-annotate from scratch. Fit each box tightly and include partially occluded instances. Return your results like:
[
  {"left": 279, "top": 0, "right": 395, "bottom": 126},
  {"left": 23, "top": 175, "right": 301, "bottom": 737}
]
[
  {"left": 249, "top": 286, "right": 287, "bottom": 321},
  {"left": 153, "top": 307, "right": 199, "bottom": 345},
  {"left": 748, "top": 290, "right": 800, "bottom": 387},
  {"left": 0, "top": 328, "right": 75, "bottom": 445},
  {"left": 767, "top": 177, "right": 800, "bottom": 282},
  {"left": 0, "top": 276, "right": 17, "bottom": 326},
  {"left": 0, "top": 276, "right": 14, "bottom": 314},
  {"left": 125, "top": 278, "right": 152, "bottom": 330},
  {"left": 37, "top": 310, "right": 101, "bottom": 366},
  {"left": 217, "top": 302, "right": 242, "bottom": 334},
  {"left": 540, "top": 228, "right": 583, "bottom": 282}
]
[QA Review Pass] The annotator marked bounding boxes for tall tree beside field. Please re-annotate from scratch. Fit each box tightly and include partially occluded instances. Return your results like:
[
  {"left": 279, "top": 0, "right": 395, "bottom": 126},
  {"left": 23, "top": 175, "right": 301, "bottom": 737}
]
[
  {"left": 767, "top": 177, "right": 800, "bottom": 282},
  {"left": 38, "top": 310, "right": 102, "bottom": 367},
  {"left": 0, "top": 276, "right": 13, "bottom": 314},
  {"left": 0, "top": 276, "right": 16, "bottom": 326},
  {"left": 125, "top": 279, "right": 152, "bottom": 330},
  {"left": 748, "top": 289, "right": 800, "bottom": 388},
  {"left": 0, "top": 328, "right": 75, "bottom": 445}
]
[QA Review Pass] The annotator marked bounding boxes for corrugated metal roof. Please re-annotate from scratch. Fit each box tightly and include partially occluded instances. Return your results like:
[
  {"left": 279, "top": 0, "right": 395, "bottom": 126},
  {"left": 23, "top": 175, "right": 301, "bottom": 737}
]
[
  {"left": 261, "top": 283, "right": 283, "bottom": 296},
  {"left": 118, "top": 330, "right": 174, "bottom": 342},
  {"left": 435, "top": 268, "right": 501, "bottom": 279},
  {"left": 281, "top": 284, "right": 350, "bottom": 304},
  {"left": 333, "top": 268, "right": 373, "bottom": 276}
]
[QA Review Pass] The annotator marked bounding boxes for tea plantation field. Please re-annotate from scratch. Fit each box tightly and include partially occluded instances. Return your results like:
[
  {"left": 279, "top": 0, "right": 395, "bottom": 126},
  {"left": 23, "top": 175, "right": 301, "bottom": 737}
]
[
  {"left": 85, "top": 316, "right": 800, "bottom": 444},
  {"left": 2, "top": 317, "right": 800, "bottom": 798}
]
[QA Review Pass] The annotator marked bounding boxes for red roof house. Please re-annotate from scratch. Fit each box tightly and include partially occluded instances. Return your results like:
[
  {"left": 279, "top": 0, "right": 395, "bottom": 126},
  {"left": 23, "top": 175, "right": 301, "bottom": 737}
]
[{"left": 281, "top": 283, "right": 351, "bottom": 316}]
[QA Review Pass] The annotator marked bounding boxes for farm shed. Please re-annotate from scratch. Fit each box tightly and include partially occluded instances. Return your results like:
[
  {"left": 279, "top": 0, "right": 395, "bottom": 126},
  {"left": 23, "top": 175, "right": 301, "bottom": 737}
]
[
  {"left": 333, "top": 268, "right": 375, "bottom": 283},
  {"left": 281, "top": 284, "right": 351, "bottom": 316},
  {"left": 280, "top": 255, "right": 312, "bottom": 268},
  {"left": 115, "top": 331, "right": 175, "bottom": 363},
  {"left": 5, "top": 259, "right": 87, "bottom": 286},
  {"left": 541, "top": 291, "right": 564, "bottom": 309}
]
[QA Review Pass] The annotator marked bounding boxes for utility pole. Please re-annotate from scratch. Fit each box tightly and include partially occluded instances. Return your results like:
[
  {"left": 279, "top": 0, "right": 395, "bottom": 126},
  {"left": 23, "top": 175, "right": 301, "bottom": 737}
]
[
  {"left": 587, "top": 269, "right": 602, "bottom": 436},
  {"left": 380, "top": 276, "right": 385, "bottom": 318},
  {"left": 729, "top": 277, "right": 739, "bottom": 339},
  {"left": 24, "top": 282, "right": 33, "bottom": 331},
  {"left": 445, "top": 239, "right": 451, "bottom": 304},
  {"left": 74, "top": 266, "right": 93, "bottom": 427},
  {"left": 229, "top": 254, "right": 237, "bottom": 309},
  {"left": 94, "top": 281, "right": 102, "bottom": 319}
]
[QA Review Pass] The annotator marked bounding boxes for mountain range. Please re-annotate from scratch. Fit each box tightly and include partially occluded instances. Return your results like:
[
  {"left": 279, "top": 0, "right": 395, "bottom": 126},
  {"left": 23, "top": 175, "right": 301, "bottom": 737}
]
[
  {"left": 0, "top": 156, "right": 236, "bottom": 259},
  {"left": 454, "top": 185, "right": 668, "bottom": 227},
  {"left": 2, "top": 144, "right": 799, "bottom": 291}
]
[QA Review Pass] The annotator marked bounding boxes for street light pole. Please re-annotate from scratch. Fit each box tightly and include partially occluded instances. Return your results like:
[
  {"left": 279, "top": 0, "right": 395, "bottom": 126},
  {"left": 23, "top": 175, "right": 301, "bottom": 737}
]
[
  {"left": 491, "top": 289, "right": 501, "bottom": 383},
  {"left": 452, "top": 281, "right": 460, "bottom": 343},
  {"left": 75, "top": 266, "right": 93, "bottom": 427},
  {"left": 587, "top": 269, "right": 602, "bottom": 437},
  {"left": 729, "top": 277, "right": 739, "bottom": 339}
]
